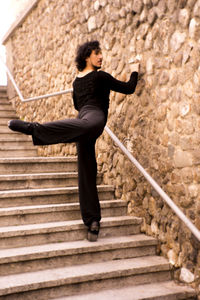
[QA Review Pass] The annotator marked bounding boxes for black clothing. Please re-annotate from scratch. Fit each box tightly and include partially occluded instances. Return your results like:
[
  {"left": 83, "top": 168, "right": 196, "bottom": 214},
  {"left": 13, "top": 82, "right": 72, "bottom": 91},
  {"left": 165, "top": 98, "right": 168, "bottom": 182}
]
[
  {"left": 30, "top": 70, "right": 138, "bottom": 227},
  {"left": 31, "top": 105, "right": 106, "bottom": 146},
  {"left": 73, "top": 71, "right": 138, "bottom": 117}
]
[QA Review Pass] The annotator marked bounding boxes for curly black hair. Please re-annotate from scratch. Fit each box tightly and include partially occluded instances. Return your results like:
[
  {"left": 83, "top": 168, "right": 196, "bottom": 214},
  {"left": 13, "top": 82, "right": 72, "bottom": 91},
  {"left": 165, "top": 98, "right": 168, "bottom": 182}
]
[{"left": 75, "top": 40, "right": 101, "bottom": 71}]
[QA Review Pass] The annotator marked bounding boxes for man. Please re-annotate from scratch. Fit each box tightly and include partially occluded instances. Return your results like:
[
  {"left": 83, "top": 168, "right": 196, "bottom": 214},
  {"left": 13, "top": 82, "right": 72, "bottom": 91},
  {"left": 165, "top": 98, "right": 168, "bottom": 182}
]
[{"left": 8, "top": 40, "right": 139, "bottom": 241}]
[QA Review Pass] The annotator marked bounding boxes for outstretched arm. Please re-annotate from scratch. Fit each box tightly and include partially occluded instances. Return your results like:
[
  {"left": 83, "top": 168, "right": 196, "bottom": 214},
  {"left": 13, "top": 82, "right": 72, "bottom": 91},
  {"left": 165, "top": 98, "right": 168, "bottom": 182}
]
[{"left": 99, "top": 68, "right": 139, "bottom": 95}]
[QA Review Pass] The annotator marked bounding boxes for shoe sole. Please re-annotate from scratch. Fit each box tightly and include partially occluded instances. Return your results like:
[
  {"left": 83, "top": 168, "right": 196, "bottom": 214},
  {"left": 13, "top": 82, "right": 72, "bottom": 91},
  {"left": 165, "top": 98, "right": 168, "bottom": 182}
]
[{"left": 87, "top": 231, "right": 98, "bottom": 242}]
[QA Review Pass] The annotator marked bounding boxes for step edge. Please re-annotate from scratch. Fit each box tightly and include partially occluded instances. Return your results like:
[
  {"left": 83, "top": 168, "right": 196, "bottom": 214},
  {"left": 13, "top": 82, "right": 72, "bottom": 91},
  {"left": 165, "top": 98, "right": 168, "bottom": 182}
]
[
  {"left": 0, "top": 172, "right": 79, "bottom": 180},
  {"left": 0, "top": 200, "right": 127, "bottom": 216},
  {"left": 0, "top": 235, "right": 158, "bottom": 263},
  {"left": 53, "top": 280, "right": 196, "bottom": 300},
  {"left": 0, "top": 157, "right": 77, "bottom": 163},
  {"left": 0, "top": 185, "right": 115, "bottom": 198},
  {"left": 0, "top": 216, "right": 142, "bottom": 236},
  {"left": 0, "top": 256, "right": 171, "bottom": 296}
]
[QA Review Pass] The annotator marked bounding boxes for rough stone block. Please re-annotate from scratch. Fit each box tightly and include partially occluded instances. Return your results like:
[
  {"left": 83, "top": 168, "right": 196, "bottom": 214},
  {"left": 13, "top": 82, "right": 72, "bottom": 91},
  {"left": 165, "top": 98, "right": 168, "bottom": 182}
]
[
  {"left": 159, "top": 70, "right": 169, "bottom": 85},
  {"left": 148, "top": 8, "right": 157, "bottom": 25},
  {"left": 179, "top": 8, "right": 190, "bottom": 28},
  {"left": 132, "top": 0, "right": 143, "bottom": 14},
  {"left": 174, "top": 150, "right": 193, "bottom": 168},
  {"left": 87, "top": 16, "right": 97, "bottom": 32},
  {"left": 180, "top": 267, "right": 195, "bottom": 283},
  {"left": 155, "top": 0, "right": 167, "bottom": 18},
  {"left": 170, "top": 31, "right": 186, "bottom": 52},
  {"left": 193, "top": 0, "right": 200, "bottom": 16},
  {"left": 189, "top": 18, "right": 200, "bottom": 39}
]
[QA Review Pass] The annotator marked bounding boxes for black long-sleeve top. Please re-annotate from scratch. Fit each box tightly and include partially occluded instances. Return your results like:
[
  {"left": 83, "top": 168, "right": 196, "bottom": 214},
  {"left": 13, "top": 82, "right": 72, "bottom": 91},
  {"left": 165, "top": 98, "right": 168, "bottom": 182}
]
[{"left": 72, "top": 70, "right": 138, "bottom": 117}]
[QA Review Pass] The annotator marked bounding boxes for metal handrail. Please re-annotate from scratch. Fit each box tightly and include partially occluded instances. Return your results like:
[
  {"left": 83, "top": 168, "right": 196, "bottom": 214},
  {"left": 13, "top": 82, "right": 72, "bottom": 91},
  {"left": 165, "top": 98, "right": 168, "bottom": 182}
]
[
  {"left": 105, "top": 127, "right": 200, "bottom": 241},
  {"left": 1, "top": 55, "right": 200, "bottom": 241},
  {"left": 0, "top": 55, "right": 73, "bottom": 102}
]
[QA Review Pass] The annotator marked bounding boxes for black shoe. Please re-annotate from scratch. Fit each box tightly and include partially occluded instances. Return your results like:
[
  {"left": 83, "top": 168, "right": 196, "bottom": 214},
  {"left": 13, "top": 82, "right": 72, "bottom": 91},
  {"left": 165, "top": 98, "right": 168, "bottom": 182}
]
[
  {"left": 8, "top": 120, "right": 33, "bottom": 135},
  {"left": 87, "top": 221, "right": 100, "bottom": 242}
]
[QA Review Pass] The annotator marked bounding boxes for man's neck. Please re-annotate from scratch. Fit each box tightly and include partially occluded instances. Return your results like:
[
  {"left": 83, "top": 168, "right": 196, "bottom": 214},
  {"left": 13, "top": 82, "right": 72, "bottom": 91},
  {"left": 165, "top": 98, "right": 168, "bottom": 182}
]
[
  {"left": 84, "top": 65, "right": 97, "bottom": 72},
  {"left": 78, "top": 66, "right": 99, "bottom": 77},
  {"left": 77, "top": 69, "right": 94, "bottom": 78}
]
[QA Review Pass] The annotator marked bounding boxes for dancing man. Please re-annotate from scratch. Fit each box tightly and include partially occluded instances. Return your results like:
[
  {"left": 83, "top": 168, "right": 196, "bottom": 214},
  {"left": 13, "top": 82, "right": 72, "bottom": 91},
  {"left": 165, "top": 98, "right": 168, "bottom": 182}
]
[{"left": 8, "top": 40, "right": 139, "bottom": 241}]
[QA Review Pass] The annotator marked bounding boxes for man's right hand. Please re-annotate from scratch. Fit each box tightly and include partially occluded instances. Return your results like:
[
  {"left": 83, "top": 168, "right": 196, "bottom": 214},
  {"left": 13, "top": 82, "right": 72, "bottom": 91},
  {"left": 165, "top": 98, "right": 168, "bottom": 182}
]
[{"left": 130, "top": 63, "right": 140, "bottom": 73}]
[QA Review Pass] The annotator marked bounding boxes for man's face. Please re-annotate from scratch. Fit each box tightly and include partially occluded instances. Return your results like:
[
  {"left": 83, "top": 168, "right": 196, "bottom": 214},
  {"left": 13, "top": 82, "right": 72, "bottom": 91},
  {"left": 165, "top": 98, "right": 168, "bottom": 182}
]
[{"left": 86, "top": 49, "right": 103, "bottom": 70}]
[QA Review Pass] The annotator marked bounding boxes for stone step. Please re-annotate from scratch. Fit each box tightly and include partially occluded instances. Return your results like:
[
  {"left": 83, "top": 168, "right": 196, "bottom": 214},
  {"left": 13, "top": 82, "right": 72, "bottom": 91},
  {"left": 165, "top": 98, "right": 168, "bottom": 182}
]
[
  {"left": 0, "top": 156, "right": 78, "bottom": 174},
  {"left": 0, "top": 93, "right": 9, "bottom": 99},
  {"left": 0, "top": 107, "right": 9, "bottom": 115},
  {"left": 1, "top": 127, "right": 30, "bottom": 134},
  {"left": 0, "top": 89, "right": 9, "bottom": 96},
  {"left": 0, "top": 92, "right": 7, "bottom": 97},
  {"left": 0, "top": 108, "right": 15, "bottom": 114},
  {"left": 0, "top": 93, "right": 8, "bottom": 97},
  {"left": 0, "top": 86, "right": 7, "bottom": 92},
  {"left": 0, "top": 135, "right": 31, "bottom": 142},
  {"left": 0, "top": 185, "right": 114, "bottom": 207},
  {"left": 0, "top": 171, "right": 102, "bottom": 190},
  {"left": 0, "top": 103, "right": 10, "bottom": 109},
  {"left": 0, "top": 94, "right": 9, "bottom": 98},
  {"left": 0, "top": 129, "right": 27, "bottom": 135},
  {"left": 0, "top": 141, "right": 36, "bottom": 150},
  {"left": 0, "top": 111, "right": 16, "bottom": 118},
  {"left": 0, "top": 126, "right": 15, "bottom": 133},
  {"left": 58, "top": 281, "right": 196, "bottom": 300},
  {"left": 0, "top": 99, "right": 8, "bottom": 104},
  {"left": 0, "top": 256, "right": 171, "bottom": 300},
  {"left": 0, "top": 147, "right": 37, "bottom": 157},
  {"left": 0, "top": 133, "right": 36, "bottom": 151},
  {"left": 0, "top": 172, "right": 77, "bottom": 190},
  {"left": 0, "top": 200, "right": 127, "bottom": 226},
  {"left": 0, "top": 117, "right": 14, "bottom": 125},
  {"left": 0, "top": 101, "right": 9, "bottom": 108},
  {"left": 0, "top": 93, "right": 7, "bottom": 99},
  {"left": 0, "top": 134, "right": 37, "bottom": 157},
  {"left": 0, "top": 234, "right": 157, "bottom": 275},
  {"left": 0, "top": 139, "right": 34, "bottom": 148},
  {"left": 0, "top": 132, "right": 35, "bottom": 142},
  {"left": 0, "top": 99, "right": 12, "bottom": 104},
  {"left": 0, "top": 105, "right": 10, "bottom": 112},
  {"left": 0, "top": 216, "right": 142, "bottom": 249},
  {"left": 0, "top": 103, "right": 13, "bottom": 110}
]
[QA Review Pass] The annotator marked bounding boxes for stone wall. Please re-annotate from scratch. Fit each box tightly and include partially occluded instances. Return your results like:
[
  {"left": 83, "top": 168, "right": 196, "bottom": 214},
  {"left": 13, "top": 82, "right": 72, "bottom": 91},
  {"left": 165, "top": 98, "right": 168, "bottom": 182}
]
[{"left": 3, "top": 0, "right": 200, "bottom": 286}]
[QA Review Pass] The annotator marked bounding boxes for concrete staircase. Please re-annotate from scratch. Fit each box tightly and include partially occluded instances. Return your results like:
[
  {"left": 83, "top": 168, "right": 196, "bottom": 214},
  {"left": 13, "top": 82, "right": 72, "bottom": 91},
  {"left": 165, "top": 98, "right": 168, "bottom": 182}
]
[
  {"left": 0, "top": 86, "right": 197, "bottom": 299},
  {"left": 0, "top": 86, "right": 37, "bottom": 158}
]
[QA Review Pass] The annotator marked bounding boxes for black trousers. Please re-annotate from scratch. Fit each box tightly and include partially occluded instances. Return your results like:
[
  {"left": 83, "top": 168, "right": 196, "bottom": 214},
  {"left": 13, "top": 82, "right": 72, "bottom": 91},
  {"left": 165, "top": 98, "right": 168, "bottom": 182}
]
[{"left": 31, "top": 105, "right": 106, "bottom": 226}]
